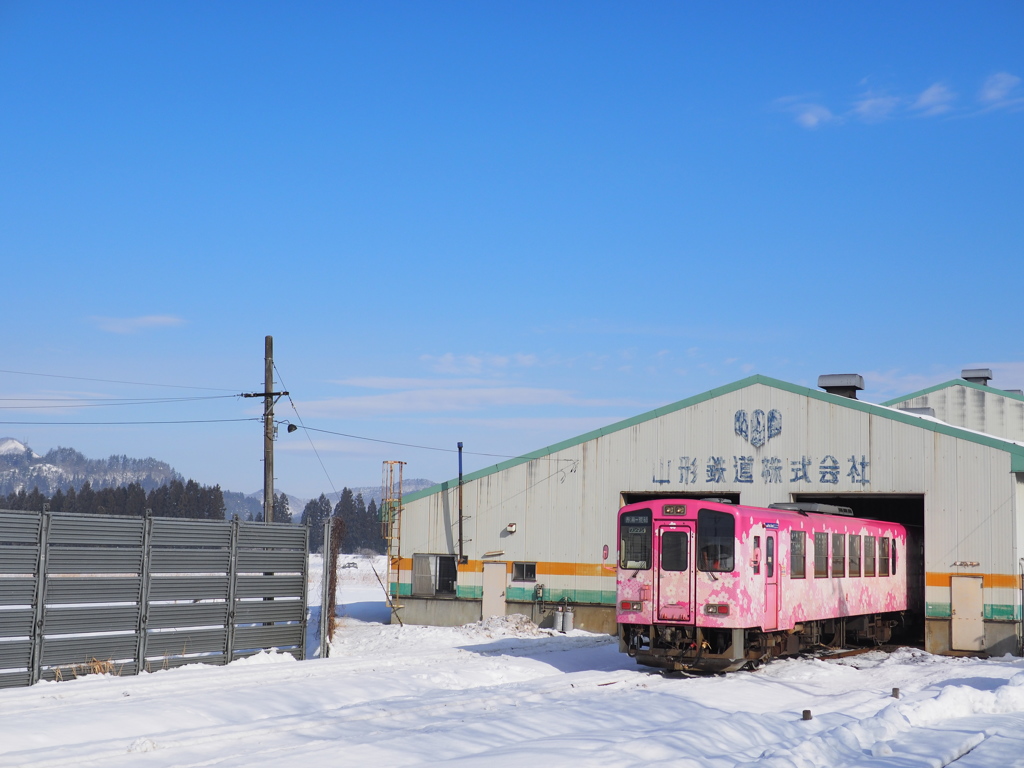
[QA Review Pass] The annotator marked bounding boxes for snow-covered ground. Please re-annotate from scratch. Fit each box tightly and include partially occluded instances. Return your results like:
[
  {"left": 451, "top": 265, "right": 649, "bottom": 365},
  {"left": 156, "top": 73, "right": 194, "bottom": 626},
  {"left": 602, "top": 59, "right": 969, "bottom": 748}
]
[{"left": 2, "top": 556, "right": 1024, "bottom": 767}]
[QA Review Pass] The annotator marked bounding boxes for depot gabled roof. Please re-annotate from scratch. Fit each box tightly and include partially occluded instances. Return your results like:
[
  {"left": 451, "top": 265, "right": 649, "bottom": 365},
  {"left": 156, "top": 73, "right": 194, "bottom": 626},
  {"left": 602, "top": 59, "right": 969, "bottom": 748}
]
[
  {"left": 404, "top": 374, "right": 1024, "bottom": 504},
  {"left": 881, "top": 378, "right": 1024, "bottom": 407}
]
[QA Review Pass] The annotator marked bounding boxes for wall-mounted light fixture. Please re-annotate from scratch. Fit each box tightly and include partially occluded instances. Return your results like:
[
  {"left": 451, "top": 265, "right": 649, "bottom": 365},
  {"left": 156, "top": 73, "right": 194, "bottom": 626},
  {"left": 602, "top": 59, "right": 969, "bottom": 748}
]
[{"left": 506, "top": 523, "right": 517, "bottom": 533}]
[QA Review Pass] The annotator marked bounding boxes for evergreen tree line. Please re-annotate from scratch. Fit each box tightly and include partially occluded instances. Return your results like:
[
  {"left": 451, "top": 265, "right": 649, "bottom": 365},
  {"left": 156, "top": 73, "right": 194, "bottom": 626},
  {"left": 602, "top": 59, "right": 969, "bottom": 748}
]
[
  {"left": 1, "top": 479, "right": 227, "bottom": 520},
  {"left": 247, "top": 492, "right": 293, "bottom": 524},
  {"left": 301, "top": 488, "right": 384, "bottom": 554}
]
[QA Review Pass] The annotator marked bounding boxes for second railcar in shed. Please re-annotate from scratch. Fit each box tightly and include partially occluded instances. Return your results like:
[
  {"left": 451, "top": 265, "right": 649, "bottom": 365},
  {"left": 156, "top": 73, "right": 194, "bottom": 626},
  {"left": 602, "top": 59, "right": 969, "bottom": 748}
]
[{"left": 617, "top": 499, "right": 907, "bottom": 672}]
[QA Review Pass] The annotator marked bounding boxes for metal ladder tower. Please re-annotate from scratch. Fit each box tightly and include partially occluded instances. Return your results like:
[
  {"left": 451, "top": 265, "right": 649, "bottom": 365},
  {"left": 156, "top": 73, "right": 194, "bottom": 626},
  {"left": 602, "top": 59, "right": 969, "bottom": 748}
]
[{"left": 381, "top": 461, "right": 406, "bottom": 612}]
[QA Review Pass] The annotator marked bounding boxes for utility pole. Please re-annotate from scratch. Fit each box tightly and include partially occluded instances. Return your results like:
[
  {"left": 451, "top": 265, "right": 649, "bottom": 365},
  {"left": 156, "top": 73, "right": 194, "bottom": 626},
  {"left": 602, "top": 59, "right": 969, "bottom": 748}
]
[
  {"left": 242, "top": 336, "right": 288, "bottom": 524},
  {"left": 263, "top": 336, "right": 274, "bottom": 524}
]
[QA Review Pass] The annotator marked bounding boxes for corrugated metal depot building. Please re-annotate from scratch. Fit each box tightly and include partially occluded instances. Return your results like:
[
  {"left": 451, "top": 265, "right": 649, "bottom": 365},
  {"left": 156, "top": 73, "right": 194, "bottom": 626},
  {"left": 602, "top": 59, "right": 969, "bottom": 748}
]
[{"left": 392, "top": 372, "right": 1024, "bottom": 657}]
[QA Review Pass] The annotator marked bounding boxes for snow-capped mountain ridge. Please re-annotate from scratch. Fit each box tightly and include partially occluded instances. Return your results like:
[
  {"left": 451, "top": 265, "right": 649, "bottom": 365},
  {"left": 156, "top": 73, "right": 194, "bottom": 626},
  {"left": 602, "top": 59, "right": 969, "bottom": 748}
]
[{"left": 0, "top": 438, "right": 182, "bottom": 497}]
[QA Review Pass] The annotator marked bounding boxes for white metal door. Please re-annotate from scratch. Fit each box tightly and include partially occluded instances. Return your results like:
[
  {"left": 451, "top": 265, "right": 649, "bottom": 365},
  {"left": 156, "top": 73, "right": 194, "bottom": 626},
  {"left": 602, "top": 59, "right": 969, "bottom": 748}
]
[
  {"left": 951, "top": 575, "right": 984, "bottom": 651},
  {"left": 482, "top": 562, "right": 507, "bottom": 619}
]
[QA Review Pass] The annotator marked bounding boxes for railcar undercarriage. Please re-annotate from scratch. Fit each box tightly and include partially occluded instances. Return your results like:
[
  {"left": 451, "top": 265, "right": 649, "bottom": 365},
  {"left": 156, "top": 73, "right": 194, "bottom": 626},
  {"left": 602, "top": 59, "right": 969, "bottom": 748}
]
[{"left": 620, "top": 614, "right": 901, "bottom": 673}]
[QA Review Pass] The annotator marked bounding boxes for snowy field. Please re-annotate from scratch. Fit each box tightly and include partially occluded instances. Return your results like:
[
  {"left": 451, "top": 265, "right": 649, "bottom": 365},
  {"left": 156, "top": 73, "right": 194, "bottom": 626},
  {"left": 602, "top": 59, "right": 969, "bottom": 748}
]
[{"left": 2, "top": 557, "right": 1024, "bottom": 767}]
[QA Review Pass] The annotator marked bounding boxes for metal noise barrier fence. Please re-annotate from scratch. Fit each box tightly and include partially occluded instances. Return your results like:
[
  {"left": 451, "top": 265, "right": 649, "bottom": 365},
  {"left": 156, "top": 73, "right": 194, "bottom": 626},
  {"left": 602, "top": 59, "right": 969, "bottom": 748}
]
[{"left": 0, "top": 509, "right": 309, "bottom": 688}]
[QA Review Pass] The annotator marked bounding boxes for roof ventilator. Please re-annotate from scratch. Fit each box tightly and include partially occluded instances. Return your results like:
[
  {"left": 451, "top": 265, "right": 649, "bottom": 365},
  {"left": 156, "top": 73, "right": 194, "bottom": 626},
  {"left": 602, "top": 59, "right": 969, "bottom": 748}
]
[
  {"left": 769, "top": 502, "right": 855, "bottom": 517},
  {"left": 817, "top": 374, "right": 864, "bottom": 400},
  {"left": 962, "top": 368, "right": 993, "bottom": 386}
]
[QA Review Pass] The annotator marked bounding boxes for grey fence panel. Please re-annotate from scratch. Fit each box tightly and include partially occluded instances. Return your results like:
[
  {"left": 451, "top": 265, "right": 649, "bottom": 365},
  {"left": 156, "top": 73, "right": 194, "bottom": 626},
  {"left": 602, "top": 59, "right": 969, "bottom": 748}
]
[
  {"left": 235, "top": 574, "right": 304, "bottom": 599},
  {"left": 238, "top": 523, "right": 306, "bottom": 550},
  {"left": 0, "top": 547, "right": 39, "bottom": 574},
  {"left": 144, "top": 653, "right": 225, "bottom": 672},
  {"left": 145, "top": 628, "right": 227, "bottom": 658},
  {"left": 233, "top": 624, "right": 303, "bottom": 651},
  {"left": 48, "top": 515, "right": 145, "bottom": 546},
  {"left": 44, "top": 605, "right": 140, "bottom": 635},
  {"left": 148, "top": 602, "right": 229, "bottom": 629},
  {"left": 47, "top": 548, "right": 144, "bottom": 574},
  {"left": 0, "top": 512, "right": 42, "bottom": 543},
  {"left": 151, "top": 518, "right": 232, "bottom": 548},
  {"left": 149, "top": 575, "right": 230, "bottom": 602},
  {"left": 234, "top": 599, "right": 304, "bottom": 624},
  {"left": 41, "top": 634, "right": 139, "bottom": 666},
  {"left": 150, "top": 548, "right": 231, "bottom": 574},
  {"left": 0, "top": 509, "right": 308, "bottom": 687},
  {"left": 236, "top": 550, "right": 306, "bottom": 573},
  {"left": 0, "top": 578, "right": 36, "bottom": 605},
  {"left": 0, "top": 671, "right": 31, "bottom": 689},
  {"left": 0, "top": 609, "right": 33, "bottom": 636},
  {"left": 46, "top": 577, "right": 142, "bottom": 604}
]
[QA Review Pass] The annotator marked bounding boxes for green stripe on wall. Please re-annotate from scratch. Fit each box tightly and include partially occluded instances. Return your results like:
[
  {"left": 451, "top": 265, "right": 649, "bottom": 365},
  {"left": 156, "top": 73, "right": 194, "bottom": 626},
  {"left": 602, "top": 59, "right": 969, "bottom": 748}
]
[{"left": 926, "top": 602, "right": 1020, "bottom": 620}]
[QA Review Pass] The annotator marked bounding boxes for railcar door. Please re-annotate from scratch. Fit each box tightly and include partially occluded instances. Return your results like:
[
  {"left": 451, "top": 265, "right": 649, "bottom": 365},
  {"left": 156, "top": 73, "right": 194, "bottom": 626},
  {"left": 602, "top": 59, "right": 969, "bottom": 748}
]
[
  {"left": 764, "top": 533, "right": 778, "bottom": 631},
  {"left": 656, "top": 524, "right": 693, "bottom": 622}
]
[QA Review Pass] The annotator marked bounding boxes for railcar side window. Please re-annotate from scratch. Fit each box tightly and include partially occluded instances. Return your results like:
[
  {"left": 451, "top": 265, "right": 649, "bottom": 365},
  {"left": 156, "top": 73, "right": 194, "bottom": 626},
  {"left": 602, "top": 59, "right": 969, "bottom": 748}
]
[
  {"left": 849, "top": 535, "right": 861, "bottom": 577},
  {"left": 831, "top": 534, "right": 845, "bottom": 577},
  {"left": 790, "top": 531, "right": 806, "bottom": 579},
  {"left": 619, "top": 510, "right": 652, "bottom": 569},
  {"left": 814, "top": 532, "right": 828, "bottom": 578},
  {"left": 661, "top": 531, "right": 688, "bottom": 571},
  {"left": 697, "top": 509, "right": 735, "bottom": 572},
  {"left": 765, "top": 536, "right": 775, "bottom": 579},
  {"left": 879, "top": 537, "right": 890, "bottom": 577},
  {"left": 752, "top": 536, "right": 761, "bottom": 574},
  {"left": 864, "top": 536, "right": 876, "bottom": 576}
]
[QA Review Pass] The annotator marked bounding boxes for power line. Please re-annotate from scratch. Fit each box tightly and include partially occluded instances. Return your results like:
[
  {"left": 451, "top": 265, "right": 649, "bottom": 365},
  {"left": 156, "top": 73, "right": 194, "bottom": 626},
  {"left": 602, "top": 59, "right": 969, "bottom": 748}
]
[
  {"left": 0, "top": 418, "right": 260, "bottom": 426},
  {"left": 274, "top": 363, "right": 338, "bottom": 499},
  {"left": 0, "top": 395, "right": 241, "bottom": 409},
  {"left": 290, "top": 424, "right": 577, "bottom": 463},
  {"left": 0, "top": 368, "right": 242, "bottom": 392}
]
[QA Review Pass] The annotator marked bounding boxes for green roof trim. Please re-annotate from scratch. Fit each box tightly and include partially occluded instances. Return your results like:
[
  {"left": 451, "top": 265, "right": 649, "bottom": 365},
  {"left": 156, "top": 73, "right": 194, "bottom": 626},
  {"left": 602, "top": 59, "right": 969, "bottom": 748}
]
[
  {"left": 404, "top": 374, "right": 1024, "bottom": 504},
  {"left": 881, "top": 379, "right": 1024, "bottom": 407}
]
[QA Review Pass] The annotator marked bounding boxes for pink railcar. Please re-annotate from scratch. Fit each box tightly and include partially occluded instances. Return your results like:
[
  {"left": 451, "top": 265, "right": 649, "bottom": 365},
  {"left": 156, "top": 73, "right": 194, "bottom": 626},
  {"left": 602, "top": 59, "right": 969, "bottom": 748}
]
[{"left": 617, "top": 499, "right": 907, "bottom": 672}]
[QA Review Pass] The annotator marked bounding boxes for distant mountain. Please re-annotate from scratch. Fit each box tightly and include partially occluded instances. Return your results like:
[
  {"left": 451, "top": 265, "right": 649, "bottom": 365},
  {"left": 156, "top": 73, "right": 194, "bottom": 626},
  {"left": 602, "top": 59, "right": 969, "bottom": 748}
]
[
  {"left": 0, "top": 438, "right": 182, "bottom": 497},
  {"left": 247, "top": 478, "right": 437, "bottom": 517},
  {"left": 0, "top": 437, "right": 435, "bottom": 519}
]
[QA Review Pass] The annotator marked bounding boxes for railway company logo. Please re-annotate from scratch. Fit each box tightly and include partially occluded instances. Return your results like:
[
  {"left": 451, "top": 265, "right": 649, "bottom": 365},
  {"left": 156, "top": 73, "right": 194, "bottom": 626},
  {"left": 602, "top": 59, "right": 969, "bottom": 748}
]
[{"left": 734, "top": 409, "right": 782, "bottom": 448}]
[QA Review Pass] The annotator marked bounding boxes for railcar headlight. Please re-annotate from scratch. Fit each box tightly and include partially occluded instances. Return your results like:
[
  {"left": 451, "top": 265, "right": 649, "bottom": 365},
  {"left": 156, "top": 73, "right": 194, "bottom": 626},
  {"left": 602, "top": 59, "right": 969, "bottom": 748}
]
[{"left": 704, "top": 603, "right": 730, "bottom": 615}]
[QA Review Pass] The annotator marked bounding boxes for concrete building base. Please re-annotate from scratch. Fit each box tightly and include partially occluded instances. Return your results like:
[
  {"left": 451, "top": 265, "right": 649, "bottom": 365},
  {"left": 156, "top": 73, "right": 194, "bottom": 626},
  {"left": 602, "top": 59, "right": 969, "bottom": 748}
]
[{"left": 393, "top": 597, "right": 617, "bottom": 636}]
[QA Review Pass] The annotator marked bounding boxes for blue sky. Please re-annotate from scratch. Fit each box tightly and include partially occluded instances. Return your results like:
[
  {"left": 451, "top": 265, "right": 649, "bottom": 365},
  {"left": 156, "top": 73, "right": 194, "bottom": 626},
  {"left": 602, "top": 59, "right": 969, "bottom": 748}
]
[{"left": 1, "top": 2, "right": 1021, "bottom": 499}]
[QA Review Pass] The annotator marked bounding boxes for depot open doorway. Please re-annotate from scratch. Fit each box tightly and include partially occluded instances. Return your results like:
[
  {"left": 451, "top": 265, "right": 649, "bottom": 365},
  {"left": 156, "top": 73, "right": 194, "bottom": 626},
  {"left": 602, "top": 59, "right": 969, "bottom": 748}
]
[
  {"left": 794, "top": 493, "right": 925, "bottom": 645},
  {"left": 621, "top": 491, "right": 741, "bottom": 506}
]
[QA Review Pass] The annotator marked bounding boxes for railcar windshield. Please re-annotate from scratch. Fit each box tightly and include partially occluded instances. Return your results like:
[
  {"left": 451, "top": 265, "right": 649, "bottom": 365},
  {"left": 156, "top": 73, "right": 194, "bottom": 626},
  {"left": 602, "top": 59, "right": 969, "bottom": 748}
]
[
  {"left": 619, "top": 509, "right": 652, "bottom": 569},
  {"left": 697, "top": 509, "right": 735, "bottom": 572}
]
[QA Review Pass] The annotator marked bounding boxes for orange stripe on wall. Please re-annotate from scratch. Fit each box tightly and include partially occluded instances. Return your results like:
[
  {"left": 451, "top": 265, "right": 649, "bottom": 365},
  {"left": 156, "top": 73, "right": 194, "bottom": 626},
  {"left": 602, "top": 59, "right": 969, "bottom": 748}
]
[
  {"left": 926, "top": 572, "right": 1021, "bottom": 589},
  {"left": 393, "top": 559, "right": 616, "bottom": 577}
]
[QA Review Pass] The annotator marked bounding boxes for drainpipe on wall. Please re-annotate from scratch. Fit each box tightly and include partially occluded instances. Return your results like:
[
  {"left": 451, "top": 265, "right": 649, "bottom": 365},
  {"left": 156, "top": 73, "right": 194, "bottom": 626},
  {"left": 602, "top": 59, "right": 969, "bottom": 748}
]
[{"left": 458, "top": 442, "right": 466, "bottom": 564}]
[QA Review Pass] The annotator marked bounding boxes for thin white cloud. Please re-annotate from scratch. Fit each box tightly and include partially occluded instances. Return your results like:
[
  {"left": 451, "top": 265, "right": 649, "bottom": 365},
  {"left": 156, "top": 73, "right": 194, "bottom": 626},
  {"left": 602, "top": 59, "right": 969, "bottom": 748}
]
[
  {"left": 296, "top": 387, "right": 642, "bottom": 418},
  {"left": 91, "top": 315, "right": 185, "bottom": 334},
  {"left": 773, "top": 96, "right": 838, "bottom": 129},
  {"left": 796, "top": 104, "right": 836, "bottom": 129},
  {"left": 911, "top": 83, "right": 956, "bottom": 116},
  {"left": 852, "top": 92, "right": 901, "bottom": 123},
  {"left": 980, "top": 72, "right": 1021, "bottom": 104},
  {"left": 335, "top": 376, "right": 498, "bottom": 390},
  {"left": 420, "top": 353, "right": 539, "bottom": 375}
]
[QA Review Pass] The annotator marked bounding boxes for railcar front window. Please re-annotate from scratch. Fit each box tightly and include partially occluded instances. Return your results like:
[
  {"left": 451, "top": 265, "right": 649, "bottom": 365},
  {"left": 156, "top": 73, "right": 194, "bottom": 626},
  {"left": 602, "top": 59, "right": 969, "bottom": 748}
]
[
  {"left": 879, "top": 537, "right": 890, "bottom": 577},
  {"left": 864, "top": 536, "right": 876, "bottom": 576},
  {"left": 790, "top": 531, "right": 806, "bottom": 579},
  {"left": 832, "top": 534, "right": 845, "bottom": 578},
  {"left": 814, "top": 532, "right": 828, "bottom": 578},
  {"left": 619, "top": 510, "right": 652, "bottom": 569},
  {"left": 661, "top": 531, "right": 688, "bottom": 571},
  {"left": 697, "top": 509, "right": 735, "bottom": 572},
  {"left": 849, "top": 535, "right": 861, "bottom": 577}
]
